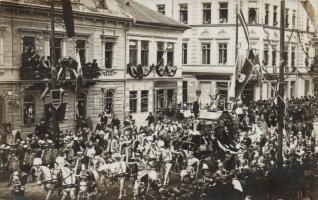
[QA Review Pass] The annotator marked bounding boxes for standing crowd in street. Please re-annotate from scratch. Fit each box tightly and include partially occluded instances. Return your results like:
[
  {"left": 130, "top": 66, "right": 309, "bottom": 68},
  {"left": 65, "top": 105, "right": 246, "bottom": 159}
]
[{"left": 1, "top": 95, "right": 318, "bottom": 200}]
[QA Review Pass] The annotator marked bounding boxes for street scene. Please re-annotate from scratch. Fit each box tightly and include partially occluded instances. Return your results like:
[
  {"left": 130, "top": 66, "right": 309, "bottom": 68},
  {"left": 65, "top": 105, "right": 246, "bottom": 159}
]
[{"left": 1, "top": 0, "right": 318, "bottom": 199}]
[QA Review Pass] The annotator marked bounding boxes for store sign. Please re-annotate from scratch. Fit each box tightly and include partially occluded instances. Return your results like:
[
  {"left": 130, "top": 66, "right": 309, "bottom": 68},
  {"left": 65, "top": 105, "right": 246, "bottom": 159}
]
[
  {"left": 154, "top": 81, "right": 177, "bottom": 88},
  {"left": 50, "top": 89, "right": 62, "bottom": 110}
]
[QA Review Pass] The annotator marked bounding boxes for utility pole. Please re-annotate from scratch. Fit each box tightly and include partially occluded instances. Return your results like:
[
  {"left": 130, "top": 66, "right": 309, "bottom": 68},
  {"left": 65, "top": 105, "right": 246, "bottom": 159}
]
[
  {"left": 278, "top": 0, "right": 285, "bottom": 168},
  {"left": 50, "top": 0, "right": 59, "bottom": 138}
]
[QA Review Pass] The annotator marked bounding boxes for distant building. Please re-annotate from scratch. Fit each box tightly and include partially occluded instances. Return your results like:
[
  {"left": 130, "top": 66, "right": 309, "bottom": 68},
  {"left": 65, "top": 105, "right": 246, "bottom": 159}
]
[
  {"left": 135, "top": 0, "right": 317, "bottom": 105},
  {"left": 0, "top": 0, "right": 187, "bottom": 134}
]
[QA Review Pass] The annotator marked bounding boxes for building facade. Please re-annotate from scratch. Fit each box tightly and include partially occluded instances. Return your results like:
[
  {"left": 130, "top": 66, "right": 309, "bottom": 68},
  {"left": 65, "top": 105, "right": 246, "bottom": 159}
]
[
  {"left": 135, "top": 0, "right": 317, "bottom": 105},
  {"left": 0, "top": 0, "right": 187, "bottom": 135}
]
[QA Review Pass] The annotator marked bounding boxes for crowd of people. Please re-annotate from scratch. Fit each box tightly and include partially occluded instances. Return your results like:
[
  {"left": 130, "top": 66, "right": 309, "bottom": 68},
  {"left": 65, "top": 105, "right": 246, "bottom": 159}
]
[{"left": 1, "top": 96, "right": 318, "bottom": 199}]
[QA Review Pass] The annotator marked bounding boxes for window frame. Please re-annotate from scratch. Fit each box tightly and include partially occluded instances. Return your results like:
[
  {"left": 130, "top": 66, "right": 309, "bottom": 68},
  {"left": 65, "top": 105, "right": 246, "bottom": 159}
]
[
  {"left": 265, "top": 4, "right": 270, "bottom": 25},
  {"left": 157, "top": 4, "right": 165, "bottom": 15},
  {"left": 285, "top": 8, "right": 289, "bottom": 28},
  {"left": 105, "top": 42, "right": 113, "bottom": 69},
  {"left": 202, "top": 3, "right": 211, "bottom": 24},
  {"left": 292, "top": 10, "right": 296, "bottom": 28},
  {"left": 248, "top": 7, "right": 258, "bottom": 24},
  {"left": 141, "top": 90, "right": 149, "bottom": 113},
  {"left": 202, "top": 43, "right": 211, "bottom": 65},
  {"left": 272, "top": 45, "right": 277, "bottom": 67},
  {"left": 218, "top": 43, "right": 227, "bottom": 64},
  {"left": 76, "top": 92, "right": 87, "bottom": 119},
  {"left": 157, "top": 42, "right": 165, "bottom": 66},
  {"left": 182, "top": 43, "right": 188, "bottom": 65},
  {"left": 263, "top": 44, "right": 269, "bottom": 66},
  {"left": 129, "top": 40, "right": 138, "bottom": 66},
  {"left": 104, "top": 89, "right": 114, "bottom": 113},
  {"left": 141, "top": 41, "right": 149, "bottom": 66},
  {"left": 179, "top": 4, "right": 188, "bottom": 24},
  {"left": 76, "top": 40, "right": 86, "bottom": 65},
  {"left": 219, "top": 2, "right": 228, "bottom": 23},
  {"left": 291, "top": 46, "right": 296, "bottom": 68},
  {"left": 129, "top": 90, "right": 138, "bottom": 113},
  {"left": 23, "top": 95, "right": 36, "bottom": 125},
  {"left": 273, "top": 6, "right": 278, "bottom": 26},
  {"left": 167, "top": 43, "right": 174, "bottom": 66}
]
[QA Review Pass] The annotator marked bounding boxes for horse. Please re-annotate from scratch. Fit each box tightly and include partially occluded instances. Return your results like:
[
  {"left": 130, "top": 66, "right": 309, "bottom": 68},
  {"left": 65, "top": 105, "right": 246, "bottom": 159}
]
[
  {"left": 32, "top": 159, "right": 58, "bottom": 200},
  {"left": 99, "top": 156, "right": 127, "bottom": 199},
  {"left": 54, "top": 165, "right": 77, "bottom": 200}
]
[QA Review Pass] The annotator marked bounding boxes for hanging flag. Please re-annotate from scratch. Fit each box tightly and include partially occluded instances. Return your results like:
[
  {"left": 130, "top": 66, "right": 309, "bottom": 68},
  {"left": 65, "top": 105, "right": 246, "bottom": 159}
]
[
  {"left": 75, "top": 50, "right": 82, "bottom": 77},
  {"left": 40, "top": 84, "right": 50, "bottom": 100},
  {"left": 237, "top": 10, "right": 250, "bottom": 49},
  {"left": 229, "top": 48, "right": 246, "bottom": 100},
  {"left": 62, "top": 0, "right": 75, "bottom": 38},
  {"left": 235, "top": 50, "right": 255, "bottom": 99}
]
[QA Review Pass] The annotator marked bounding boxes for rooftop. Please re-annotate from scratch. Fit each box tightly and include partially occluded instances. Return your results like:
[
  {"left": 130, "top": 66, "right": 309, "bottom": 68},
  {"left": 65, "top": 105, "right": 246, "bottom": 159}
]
[{"left": 116, "top": 0, "right": 189, "bottom": 30}]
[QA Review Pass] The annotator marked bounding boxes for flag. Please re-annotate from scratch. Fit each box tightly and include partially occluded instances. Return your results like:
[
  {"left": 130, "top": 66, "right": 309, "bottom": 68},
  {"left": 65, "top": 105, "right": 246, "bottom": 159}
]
[
  {"left": 75, "top": 50, "right": 82, "bottom": 77},
  {"left": 229, "top": 48, "right": 246, "bottom": 100},
  {"left": 234, "top": 50, "right": 255, "bottom": 99},
  {"left": 62, "top": 0, "right": 75, "bottom": 38},
  {"left": 237, "top": 10, "right": 250, "bottom": 49},
  {"left": 301, "top": 0, "right": 318, "bottom": 32},
  {"left": 40, "top": 84, "right": 50, "bottom": 100}
]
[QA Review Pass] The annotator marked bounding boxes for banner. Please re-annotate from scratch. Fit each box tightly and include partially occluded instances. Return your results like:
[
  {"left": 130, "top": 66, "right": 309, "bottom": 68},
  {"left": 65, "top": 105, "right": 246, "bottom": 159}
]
[{"left": 62, "top": 0, "right": 75, "bottom": 38}]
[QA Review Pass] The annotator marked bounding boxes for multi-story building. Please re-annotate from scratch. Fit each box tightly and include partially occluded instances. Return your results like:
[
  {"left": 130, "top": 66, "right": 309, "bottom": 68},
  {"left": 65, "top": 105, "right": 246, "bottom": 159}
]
[
  {"left": 0, "top": 0, "right": 187, "bottom": 135},
  {"left": 135, "top": 0, "right": 317, "bottom": 105}
]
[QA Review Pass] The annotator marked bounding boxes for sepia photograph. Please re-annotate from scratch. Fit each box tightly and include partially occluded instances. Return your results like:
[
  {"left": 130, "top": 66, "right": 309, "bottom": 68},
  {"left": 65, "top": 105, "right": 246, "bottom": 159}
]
[{"left": 0, "top": 0, "right": 318, "bottom": 199}]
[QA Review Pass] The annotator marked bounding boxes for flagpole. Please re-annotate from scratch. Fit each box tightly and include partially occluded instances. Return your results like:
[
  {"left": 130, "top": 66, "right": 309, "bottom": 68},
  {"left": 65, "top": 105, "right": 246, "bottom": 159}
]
[
  {"left": 50, "top": 0, "right": 59, "bottom": 138},
  {"left": 277, "top": 0, "right": 285, "bottom": 169}
]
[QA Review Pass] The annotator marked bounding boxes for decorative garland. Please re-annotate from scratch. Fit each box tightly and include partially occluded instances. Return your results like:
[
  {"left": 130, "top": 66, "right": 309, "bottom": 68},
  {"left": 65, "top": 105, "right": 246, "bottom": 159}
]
[
  {"left": 156, "top": 64, "right": 177, "bottom": 77},
  {"left": 127, "top": 63, "right": 154, "bottom": 79}
]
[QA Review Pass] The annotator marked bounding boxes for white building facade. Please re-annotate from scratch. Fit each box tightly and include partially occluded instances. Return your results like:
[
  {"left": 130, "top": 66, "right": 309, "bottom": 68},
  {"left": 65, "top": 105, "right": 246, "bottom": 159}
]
[{"left": 135, "top": 0, "right": 317, "bottom": 105}]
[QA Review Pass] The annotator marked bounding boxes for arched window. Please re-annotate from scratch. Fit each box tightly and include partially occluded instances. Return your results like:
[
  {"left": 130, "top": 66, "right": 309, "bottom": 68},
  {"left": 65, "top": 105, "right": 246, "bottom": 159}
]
[
  {"left": 23, "top": 95, "right": 36, "bottom": 124},
  {"left": 76, "top": 93, "right": 87, "bottom": 119}
]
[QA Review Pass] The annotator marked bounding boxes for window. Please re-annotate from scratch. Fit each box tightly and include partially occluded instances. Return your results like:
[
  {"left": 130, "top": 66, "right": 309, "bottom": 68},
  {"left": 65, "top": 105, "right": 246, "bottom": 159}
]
[
  {"left": 23, "top": 36, "right": 35, "bottom": 52},
  {"left": 202, "top": 43, "right": 210, "bottom": 64},
  {"left": 203, "top": 3, "right": 211, "bottom": 24},
  {"left": 157, "top": 42, "right": 165, "bottom": 66},
  {"left": 23, "top": 95, "right": 36, "bottom": 124},
  {"left": 167, "top": 43, "right": 174, "bottom": 66},
  {"left": 182, "top": 81, "right": 188, "bottom": 104},
  {"left": 290, "top": 81, "right": 296, "bottom": 97},
  {"left": 305, "top": 47, "right": 310, "bottom": 67},
  {"left": 272, "top": 45, "right": 277, "bottom": 67},
  {"left": 217, "top": 82, "right": 228, "bottom": 99},
  {"left": 76, "top": 93, "right": 86, "bottom": 119},
  {"left": 182, "top": 43, "right": 188, "bottom": 64},
  {"left": 104, "top": 89, "right": 113, "bottom": 113},
  {"left": 263, "top": 44, "right": 269, "bottom": 66},
  {"left": 105, "top": 42, "right": 113, "bottom": 68},
  {"left": 273, "top": 6, "right": 278, "bottom": 26},
  {"left": 129, "top": 40, "right": 137, "bottom": 66},
  {"left": 157, "top": 4, "right": 165, "bottom": 15},
  {"left": 76, "top": 40, "right": 86, "bottom": 65},
  {"left": 51, "top": 38, "right": 62, "bottom": 63},
  {"left": 141, "top": 41, "right": 149, "bottom": 66},
  {"left": 265, "top": 4, "right": 269, "bottom": 25},
  {"left": 141, "top": 90, "right": 149, "bottom": 112},
  {"left": 270, "top": 83, "right": 276, "bottom": 98},
  {"left": 291, "top": 46, "right": 296, "bottom": 68},
  {"left": 306, "top": 17, "right": 310, "bottom": 32},
  {"left": 248, "top": 8, "right": 258, "bottom": 24},
  {"left": 219, "top": 3, "right": 228, "bottom": 23},
  {"left": 129, "top": 91, "right": 138, "bottom": 113},
  {"left": 22, "top": 36, "right": 35, "bottom": 66},
  {"left": 285, "top": 8, "right": 289, "bottom": 28},
  {"left": 179, "top": 4, "right": 188, "bottom": 24},
  {"left": 219, "top": 43, "right": 227, "bottom": 64},
  {"left": 292, "top": 10, "right": 296, "bottom": 28},
  {"left": 284, "top": 45, "right": 289, "bottom": 67}
]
